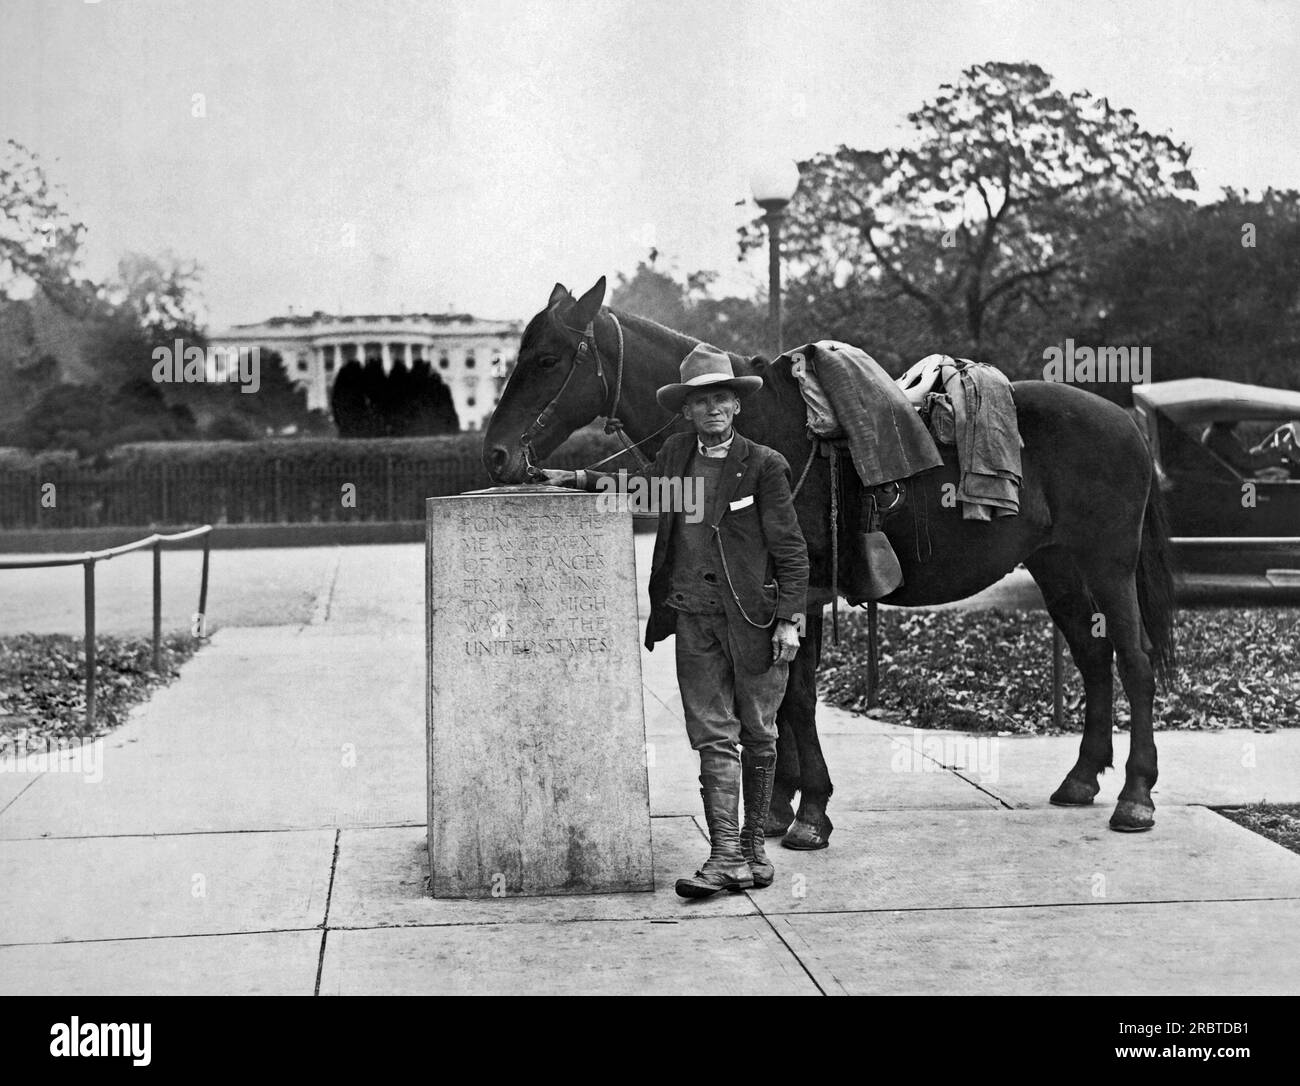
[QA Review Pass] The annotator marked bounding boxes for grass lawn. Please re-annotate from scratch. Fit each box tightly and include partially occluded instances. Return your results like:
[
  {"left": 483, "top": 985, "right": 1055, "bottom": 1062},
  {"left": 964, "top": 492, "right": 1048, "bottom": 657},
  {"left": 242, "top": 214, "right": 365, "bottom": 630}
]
[
  {"left": 0, "top": 632, "right": 202, "bottom": 752},
  {"left": 1215, "top": 803, "right": 1300, "bottom": 858},
  {"left": 819, "top": 606, "right": 1299, "bottom": 734}
]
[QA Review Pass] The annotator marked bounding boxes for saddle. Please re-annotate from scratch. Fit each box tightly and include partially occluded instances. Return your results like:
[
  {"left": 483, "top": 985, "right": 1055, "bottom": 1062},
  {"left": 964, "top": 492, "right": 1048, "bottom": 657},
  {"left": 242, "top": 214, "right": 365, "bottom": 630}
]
[
  {"left": 896, "top": 353, "right": 1023, "bottom": 520},
  {"left": 785, "top": 344, "right": 936, "bottom": 615},
  {"left": 787, "top": 345, "right": 1021, "bottom": 624},
  {"left": 897, "top": 353, "right": 946, "bottom": 407},
  {"left": 897, "top": 354, "right": 958, "bottom": 444}
]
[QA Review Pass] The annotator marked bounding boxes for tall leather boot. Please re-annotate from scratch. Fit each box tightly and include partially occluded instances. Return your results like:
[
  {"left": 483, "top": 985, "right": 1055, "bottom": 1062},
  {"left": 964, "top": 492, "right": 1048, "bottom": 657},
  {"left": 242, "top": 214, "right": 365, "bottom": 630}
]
[
  {"left": 739, "top": 749, "right": 777, "bottom": 888},
  {"left": 675, "top": 754, "right": 753, "bottom": 899}
]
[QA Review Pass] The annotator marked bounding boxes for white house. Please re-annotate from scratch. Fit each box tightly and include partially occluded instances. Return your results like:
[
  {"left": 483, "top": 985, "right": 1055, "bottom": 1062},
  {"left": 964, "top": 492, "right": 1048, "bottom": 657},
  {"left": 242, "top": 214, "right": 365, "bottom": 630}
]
[{"left": 207, "top": 311, "right": 522, "bottom": 430}]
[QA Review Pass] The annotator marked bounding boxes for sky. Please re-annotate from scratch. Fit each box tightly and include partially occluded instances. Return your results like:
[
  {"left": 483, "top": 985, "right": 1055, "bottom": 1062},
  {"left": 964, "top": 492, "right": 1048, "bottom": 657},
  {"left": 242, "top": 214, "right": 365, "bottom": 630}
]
[{"left": 1, "top": 0, "right": 1296, "bottom": 330}]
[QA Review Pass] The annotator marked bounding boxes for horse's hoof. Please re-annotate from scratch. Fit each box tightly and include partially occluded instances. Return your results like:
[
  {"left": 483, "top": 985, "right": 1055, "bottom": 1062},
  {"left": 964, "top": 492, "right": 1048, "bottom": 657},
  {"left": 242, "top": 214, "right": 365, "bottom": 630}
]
[
  {"left": 782, "top": 819, "right": 831, "bottom": 850},
  {"left": 764, "top": 816, "right": 791, "bottom": 838},
  {"left": 1109, "top": 800, "right": 1155, "bottom": 832},
  {"left": 1049, "top": 778, "right": 1100, "bottom": 807}
]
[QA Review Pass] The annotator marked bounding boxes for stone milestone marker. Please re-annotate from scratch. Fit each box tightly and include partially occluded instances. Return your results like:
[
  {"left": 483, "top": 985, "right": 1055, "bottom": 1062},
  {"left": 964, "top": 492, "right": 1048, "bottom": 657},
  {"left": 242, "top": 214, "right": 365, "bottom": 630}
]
[{"left": 426, "top": 487, "right": 653, "bottom": 898}]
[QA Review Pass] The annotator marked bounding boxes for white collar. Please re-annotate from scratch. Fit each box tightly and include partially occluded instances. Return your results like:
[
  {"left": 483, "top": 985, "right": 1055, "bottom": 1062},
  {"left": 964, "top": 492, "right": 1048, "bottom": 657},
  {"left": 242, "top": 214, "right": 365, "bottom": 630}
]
[{"left": 697, "top": 431, "right": 735, "bottom": 458}]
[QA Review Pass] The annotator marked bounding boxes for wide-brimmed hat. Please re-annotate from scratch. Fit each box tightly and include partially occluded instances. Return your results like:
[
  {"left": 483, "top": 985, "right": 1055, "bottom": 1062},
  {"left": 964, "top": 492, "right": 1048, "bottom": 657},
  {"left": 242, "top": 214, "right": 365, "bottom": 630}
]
[{"left": 655, "top": 343, "right": 763, "bottom": 412}]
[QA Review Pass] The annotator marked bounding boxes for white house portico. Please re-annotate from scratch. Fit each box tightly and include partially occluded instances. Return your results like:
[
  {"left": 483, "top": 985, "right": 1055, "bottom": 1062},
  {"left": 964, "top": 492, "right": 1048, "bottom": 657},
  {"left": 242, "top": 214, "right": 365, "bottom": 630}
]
[{"left": 208, "top": 311, "right": 522, "bottom": 430}]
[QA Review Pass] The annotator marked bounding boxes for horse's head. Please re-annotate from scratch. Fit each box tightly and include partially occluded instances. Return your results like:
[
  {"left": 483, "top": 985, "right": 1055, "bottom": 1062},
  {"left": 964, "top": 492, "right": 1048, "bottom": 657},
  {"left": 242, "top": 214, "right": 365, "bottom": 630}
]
[{"left": 483, "top": 278, "right": 609, "bottom": 484}]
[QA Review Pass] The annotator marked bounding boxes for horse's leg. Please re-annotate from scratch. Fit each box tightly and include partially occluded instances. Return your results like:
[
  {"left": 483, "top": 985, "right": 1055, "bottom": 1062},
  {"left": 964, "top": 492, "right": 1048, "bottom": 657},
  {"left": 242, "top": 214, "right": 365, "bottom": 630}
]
[
  {"left": 781, "top": 609, "right": 834, "bottom": 850},
  {"left": 766, "top": 694, "right": 801, "bottom": 836},
  {"left": 1078, "top": 558, "right": 1158, "bottom": 831},
  {"left": 1025, "top": 547, "right": 1115, "bottom": 806}
]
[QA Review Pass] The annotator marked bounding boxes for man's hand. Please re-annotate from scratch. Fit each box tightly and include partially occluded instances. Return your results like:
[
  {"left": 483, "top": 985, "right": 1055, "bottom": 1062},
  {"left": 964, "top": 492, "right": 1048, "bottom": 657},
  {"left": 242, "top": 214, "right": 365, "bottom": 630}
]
[
  {"left": 540, "top": 469, "right": 578, "bottom": 487},
  {"left": 771, "top": 618, "right": 800, "bottom": 666}
]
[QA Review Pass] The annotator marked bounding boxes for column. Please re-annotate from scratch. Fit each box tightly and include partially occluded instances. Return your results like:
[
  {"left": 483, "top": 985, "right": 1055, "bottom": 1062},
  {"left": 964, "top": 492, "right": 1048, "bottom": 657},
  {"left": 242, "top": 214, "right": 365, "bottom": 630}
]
[
  {"left": 325, "top": 345, "right": 338, "bottom": 404},
  {"left": 381, "top": 341, "right": 392, "bottom": 373},
  {"left": 312, "top": 347, "right": 325, "bottom": 411}
]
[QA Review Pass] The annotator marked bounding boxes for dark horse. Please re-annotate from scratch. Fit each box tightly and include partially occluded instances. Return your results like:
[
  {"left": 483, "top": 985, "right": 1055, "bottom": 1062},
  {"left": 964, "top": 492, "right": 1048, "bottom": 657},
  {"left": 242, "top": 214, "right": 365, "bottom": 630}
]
[{"left": 484, "top": 278, "right": 1176, "bottom": 843}]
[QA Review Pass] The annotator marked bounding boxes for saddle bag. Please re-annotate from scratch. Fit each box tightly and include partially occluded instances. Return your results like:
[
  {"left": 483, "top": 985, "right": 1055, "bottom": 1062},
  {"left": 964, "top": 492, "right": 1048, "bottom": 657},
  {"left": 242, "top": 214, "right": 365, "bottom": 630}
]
[
  {"left": 926, "top": 391, "right": 956, "bottom": 445},
  {"left": 857, "top": 495, "right": 903, "bottom": 600}
]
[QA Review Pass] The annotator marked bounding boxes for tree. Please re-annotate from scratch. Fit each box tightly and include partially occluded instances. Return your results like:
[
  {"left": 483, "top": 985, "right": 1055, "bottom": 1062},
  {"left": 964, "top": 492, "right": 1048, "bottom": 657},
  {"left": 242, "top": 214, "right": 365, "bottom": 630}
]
[
  {"left": 7, "top": 377, "right": 197, "bottom": 459},
  {"left": 328, "top": 357, "right": 460, "bottom": 437},
  {"left": 408, "top": 364, "right": 460, "bottom": 435},
  {"left": 0, "top": 144, "right": 317, "bottom": 448},
  {"left": 1079, "top": 189, "right": 1300, "bottom": 391},
  {"left": 360, "top": 357, "right": 389, "bottom": 430},
  {"left": 0, "top": 140, "right": 86, "bottom": 305},
  {"left": 330, "top": 360, "right": 373, "bottom": 437},
  {"left": 0, "top": 244, "right": 209, "bottom": 440},
  {"left": 386, "top": 359, "right": 413, "bottom": 433},
  {"left": 0, "top": 145, "right": 102, "bottom": 427},
  {"left": 179, "top": 349, "right": 326, "bottom": 438},
  {"left": 102, "top": 251, "right": 206, "bottom": 345},
  {"left": 609, "top": 256, "right": 766, "bottom": 355},
  {"left": 742, "top": 62, "right": 1198, "bottom": 366},
  {"left": 202, "top": 411, "right": 264, "bottom": 441},
  {"left": 609, "top": 258, "right": 690, "bottom": 332},
  {"left": 245, "top": 348, "right": 319, "bottom": 432}
]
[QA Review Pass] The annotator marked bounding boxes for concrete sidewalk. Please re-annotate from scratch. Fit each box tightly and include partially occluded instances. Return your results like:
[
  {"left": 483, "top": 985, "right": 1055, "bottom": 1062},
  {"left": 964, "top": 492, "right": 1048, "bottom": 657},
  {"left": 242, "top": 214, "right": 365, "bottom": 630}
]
[{"left": 2, "top": 540, "right": 1299, "bottom": 994}]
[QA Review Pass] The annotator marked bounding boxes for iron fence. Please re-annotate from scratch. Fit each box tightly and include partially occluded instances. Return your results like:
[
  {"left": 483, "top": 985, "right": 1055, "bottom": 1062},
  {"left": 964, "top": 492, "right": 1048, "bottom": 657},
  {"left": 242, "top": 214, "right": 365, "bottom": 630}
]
[{"left": 0, "top": 458, "right": 495, "bottom": 528}]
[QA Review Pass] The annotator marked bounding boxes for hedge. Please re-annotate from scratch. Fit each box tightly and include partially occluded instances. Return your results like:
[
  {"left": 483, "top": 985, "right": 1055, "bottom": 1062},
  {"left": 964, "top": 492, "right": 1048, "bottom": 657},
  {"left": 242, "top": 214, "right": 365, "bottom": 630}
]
[{"left": 0, "top": 426, "right": 630, "bottom": 528}]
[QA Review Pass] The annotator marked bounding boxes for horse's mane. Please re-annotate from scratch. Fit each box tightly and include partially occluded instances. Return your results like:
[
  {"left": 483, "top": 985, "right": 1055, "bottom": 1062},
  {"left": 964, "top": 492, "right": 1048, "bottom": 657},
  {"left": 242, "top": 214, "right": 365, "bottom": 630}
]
[
  {"left": 605, "top": 307, "right": 697, "bottom": 353},
  {"left": 607, "top": 307, "right": 770, "bottom": 379}
]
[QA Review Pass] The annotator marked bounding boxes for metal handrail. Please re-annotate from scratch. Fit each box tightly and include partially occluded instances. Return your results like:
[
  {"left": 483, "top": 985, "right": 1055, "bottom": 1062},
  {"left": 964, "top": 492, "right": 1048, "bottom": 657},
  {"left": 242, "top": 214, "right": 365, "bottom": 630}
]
[
  {"left": 0, "top": 525, "right": 214, "bottom": 569},
  {"left": 0, "top": 525, "right": 213, "bottom": 732}
]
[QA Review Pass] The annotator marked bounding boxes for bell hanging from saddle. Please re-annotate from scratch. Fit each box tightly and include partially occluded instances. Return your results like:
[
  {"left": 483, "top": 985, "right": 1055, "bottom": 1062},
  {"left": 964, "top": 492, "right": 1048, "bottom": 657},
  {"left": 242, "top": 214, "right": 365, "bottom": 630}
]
[{"left": 855, "top": 493, "right": 903, "bottom": 600}]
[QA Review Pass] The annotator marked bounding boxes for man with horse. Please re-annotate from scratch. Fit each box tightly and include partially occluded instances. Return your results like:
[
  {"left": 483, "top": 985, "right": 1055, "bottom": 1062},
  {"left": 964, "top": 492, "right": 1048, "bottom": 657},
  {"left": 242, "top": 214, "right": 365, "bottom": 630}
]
[
  {"left": 487, "top": 278, "right": 1176, "bottom": 848},
  {"left": 542, "top": 342, "right": 810, "bottom": 898}
]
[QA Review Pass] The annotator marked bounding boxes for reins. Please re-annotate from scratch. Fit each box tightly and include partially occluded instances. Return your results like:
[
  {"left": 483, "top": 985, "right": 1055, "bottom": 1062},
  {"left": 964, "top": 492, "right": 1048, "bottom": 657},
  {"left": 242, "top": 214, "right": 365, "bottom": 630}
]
[
  {"left": 790, "top": 437, "right": 817, "bottom": 499},
  {"left": 583, "top": 414, "right": 683, "bottom": 471},
  {"left": 520, "top": 309, "right": 677, "bottom": 478}
]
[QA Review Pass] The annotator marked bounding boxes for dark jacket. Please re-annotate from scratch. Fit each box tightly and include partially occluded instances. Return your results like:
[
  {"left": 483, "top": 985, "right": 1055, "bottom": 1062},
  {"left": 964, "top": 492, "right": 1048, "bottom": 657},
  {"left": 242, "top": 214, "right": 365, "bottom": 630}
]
[{"left": 581, "top": 430, "right": 809, "bottom": 674}]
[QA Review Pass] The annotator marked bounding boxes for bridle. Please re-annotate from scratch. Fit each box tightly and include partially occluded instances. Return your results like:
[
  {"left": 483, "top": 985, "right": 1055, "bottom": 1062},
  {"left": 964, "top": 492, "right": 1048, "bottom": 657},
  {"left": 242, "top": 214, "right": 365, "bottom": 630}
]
[{"left": 518, "top": 308, "right": 680, "bottom": 479}]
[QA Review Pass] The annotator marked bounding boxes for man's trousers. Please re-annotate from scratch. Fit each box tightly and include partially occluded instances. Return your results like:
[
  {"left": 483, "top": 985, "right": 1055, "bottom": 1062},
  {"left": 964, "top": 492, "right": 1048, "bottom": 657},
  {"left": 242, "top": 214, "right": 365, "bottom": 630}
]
[{"left": 673, "top": 610, "right": 789, "bottom": 762}]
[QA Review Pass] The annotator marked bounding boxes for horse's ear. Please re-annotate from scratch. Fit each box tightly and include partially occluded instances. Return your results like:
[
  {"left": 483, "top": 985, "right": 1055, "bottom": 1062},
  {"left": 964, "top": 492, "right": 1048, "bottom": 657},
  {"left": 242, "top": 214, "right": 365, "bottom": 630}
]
[
  {"left": 548, "top": 282, "right": 569, "bottom": 306},
  {"left": 568, "top": 276, "right": 606, "bottom": 330}
]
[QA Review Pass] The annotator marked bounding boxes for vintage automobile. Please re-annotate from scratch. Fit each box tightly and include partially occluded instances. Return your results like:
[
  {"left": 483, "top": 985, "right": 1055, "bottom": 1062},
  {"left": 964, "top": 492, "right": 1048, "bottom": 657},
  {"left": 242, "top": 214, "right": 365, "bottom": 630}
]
[{"left": 1131, "top": 378, "right": 1300, "bottom": 578}]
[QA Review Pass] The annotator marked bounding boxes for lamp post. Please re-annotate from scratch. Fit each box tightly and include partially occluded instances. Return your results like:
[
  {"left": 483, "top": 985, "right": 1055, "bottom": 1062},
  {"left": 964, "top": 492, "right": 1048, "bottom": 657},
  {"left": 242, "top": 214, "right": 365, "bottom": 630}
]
[{"left": 750, "top": 159, "right": 800, "bottom": 355}]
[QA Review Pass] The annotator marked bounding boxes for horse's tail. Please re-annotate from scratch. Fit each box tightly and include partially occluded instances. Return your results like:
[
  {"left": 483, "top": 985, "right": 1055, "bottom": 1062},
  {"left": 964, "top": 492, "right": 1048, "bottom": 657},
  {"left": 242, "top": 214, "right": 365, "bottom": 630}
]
[{"left": 1136, "top": 473, "right": 1178, "bottom": 684}]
